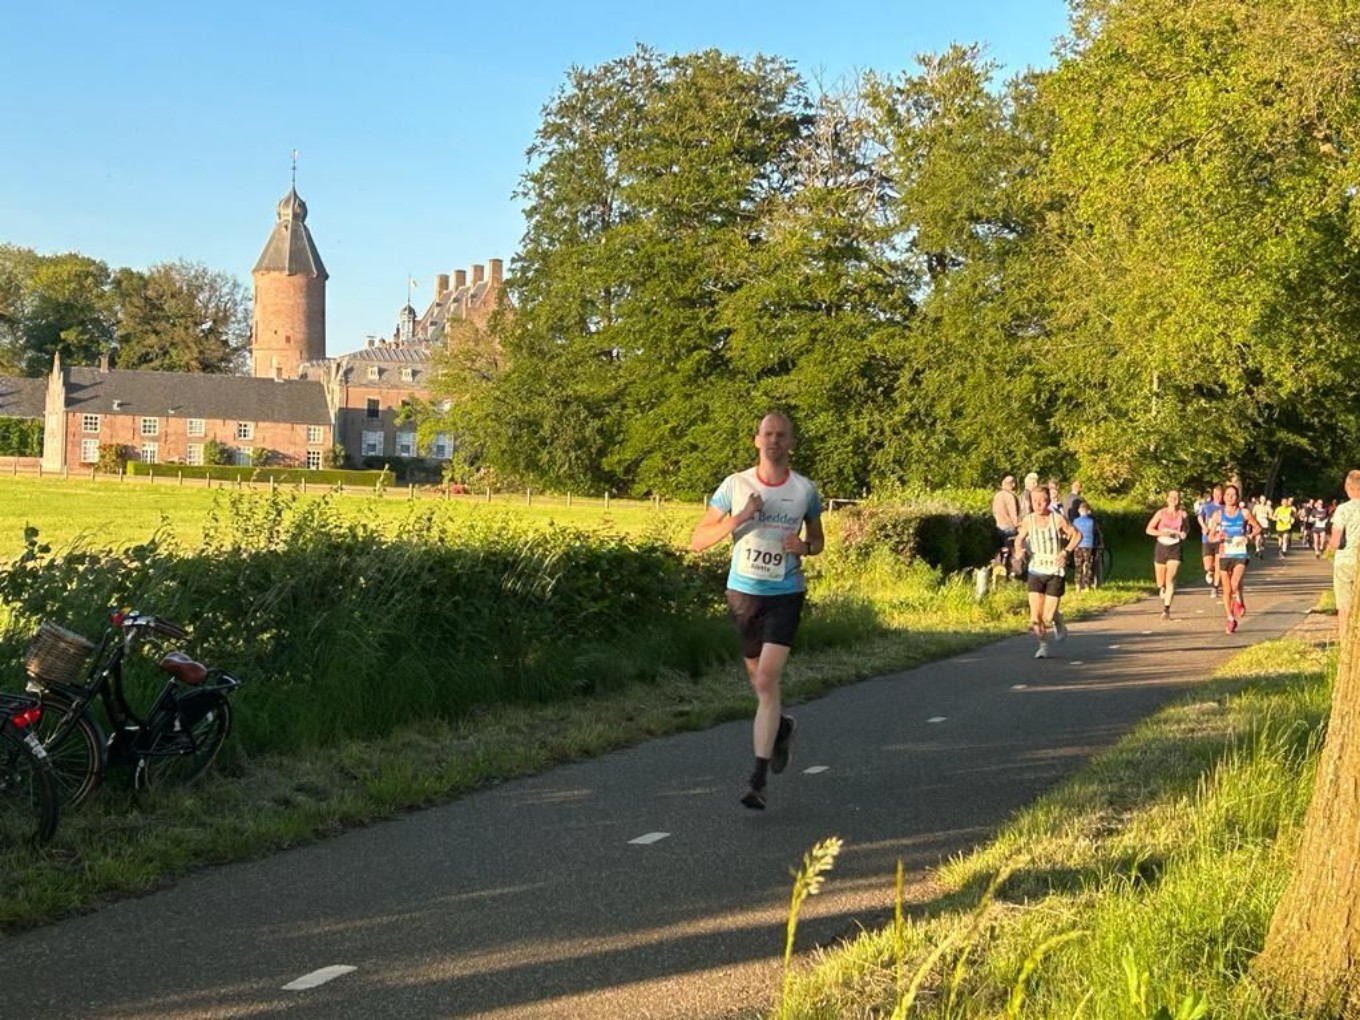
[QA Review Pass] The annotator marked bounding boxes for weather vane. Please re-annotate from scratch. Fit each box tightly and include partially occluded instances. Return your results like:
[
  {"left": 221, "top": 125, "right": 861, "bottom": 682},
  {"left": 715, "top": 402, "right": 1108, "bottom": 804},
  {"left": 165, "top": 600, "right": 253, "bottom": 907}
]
[{"left": 291, "top": 149, "right": 298, "bottom": 188}]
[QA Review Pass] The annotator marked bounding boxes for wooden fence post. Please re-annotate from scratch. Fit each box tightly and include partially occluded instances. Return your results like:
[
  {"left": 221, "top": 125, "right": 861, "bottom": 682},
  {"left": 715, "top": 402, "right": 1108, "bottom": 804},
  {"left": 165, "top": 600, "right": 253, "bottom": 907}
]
[
  {"left": 604, "top": 491, "right": 610, "bottom": 510},
  {"left": 526, "top": 488, "right": 532, "bottom": 506}
]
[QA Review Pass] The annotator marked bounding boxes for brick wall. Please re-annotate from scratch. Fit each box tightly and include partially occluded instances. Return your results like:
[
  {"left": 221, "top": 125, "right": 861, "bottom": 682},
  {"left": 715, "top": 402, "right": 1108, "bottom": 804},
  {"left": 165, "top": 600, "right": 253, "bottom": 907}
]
[
  {"left": 252, "top": 273, "right": 326, "bottom": 379},
  {"left": 64, "top": 412, "right": 330, "bottom": 468}
]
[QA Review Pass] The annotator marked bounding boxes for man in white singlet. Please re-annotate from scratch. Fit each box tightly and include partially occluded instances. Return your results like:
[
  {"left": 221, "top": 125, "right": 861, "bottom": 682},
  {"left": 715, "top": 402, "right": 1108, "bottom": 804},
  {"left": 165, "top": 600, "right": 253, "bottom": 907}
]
[{"left": 691, "top": 413, "right": 824, "bottom": 810}]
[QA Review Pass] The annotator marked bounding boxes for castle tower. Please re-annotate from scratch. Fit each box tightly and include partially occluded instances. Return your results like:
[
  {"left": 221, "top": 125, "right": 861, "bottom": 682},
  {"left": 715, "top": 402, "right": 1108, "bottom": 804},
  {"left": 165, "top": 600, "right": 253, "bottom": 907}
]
[{"left": 251, "top": 187, "right": 327, "bottom": 379}]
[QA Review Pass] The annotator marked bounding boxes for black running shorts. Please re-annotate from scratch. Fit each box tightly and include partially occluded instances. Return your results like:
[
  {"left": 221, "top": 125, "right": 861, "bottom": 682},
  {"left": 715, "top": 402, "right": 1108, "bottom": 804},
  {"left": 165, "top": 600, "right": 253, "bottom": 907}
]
[
  {"left": 1154, "top": 541, "right": 1183, "bottom": 565},
  {"left": 725, "top": 590, "right": 806, "bottom": 660},
  {"left": 1201, "top": 541, "right": 1220, "bottom": 556},
  {"left": 1026, "top": 571, "right": 1066, "bottom": 598}
]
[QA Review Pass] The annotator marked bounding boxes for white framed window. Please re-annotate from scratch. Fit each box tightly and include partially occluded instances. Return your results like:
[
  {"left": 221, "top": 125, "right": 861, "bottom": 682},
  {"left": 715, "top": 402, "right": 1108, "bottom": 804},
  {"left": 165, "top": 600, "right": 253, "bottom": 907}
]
[
  {"left": 81, "top": 414, "right": 100, "bottom": 433},
  {"left": 400, "top": 366, "right": 415, "bottom": 382},
  {"left": 233, "top": 447, "right": 252, "bottom": 467},
  {"left": 431, "top": 433, "right": 452, "bottom": 459},
  {"left": 305, "top": 450, "right": 322, "bottom": 470},
  {"left": 396, "top": 431, "right": 416, "bottom": 457},
  {"left": 361, "top": 430, "right": 384, "bottom": 456},
  {"left": 187, "top": 418, "right": 206, "bottom": 437},
  {"left": 140, "top": 417, "right": 159, "bottom": 437},
  {"left": 80, "top": 439, "right": 99, "bottom": 463},
  {"left": 367, "top": 365, "right": 381, "bottom": 380},
  {"left": 306, "top": 425, "right": 324, "bottom": 444},
  {"left": 140, "top": 443, "right": 158, "bottom": 464},
  {"left": 236, "top": 422, "right": 254, "bottom": 441},
  {"left": 186, "top": 444, "right": 204, "bottom": 466}
]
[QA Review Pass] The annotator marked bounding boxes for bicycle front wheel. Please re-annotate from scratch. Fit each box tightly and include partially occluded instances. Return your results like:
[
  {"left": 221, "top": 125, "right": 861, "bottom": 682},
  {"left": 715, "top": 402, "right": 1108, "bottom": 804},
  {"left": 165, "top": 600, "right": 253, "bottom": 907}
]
[
  {"left": 35, "top": 691, "right": 105, "bottom": 809},
  {"left": 1096, "top": 546, "right": 1114, "bottom": 587},
  {"left": 0, "top": 730, "right": 59, "bottom": 846},
  {"left": 135, "top": 694, "right": 231, "bottom": 792}
]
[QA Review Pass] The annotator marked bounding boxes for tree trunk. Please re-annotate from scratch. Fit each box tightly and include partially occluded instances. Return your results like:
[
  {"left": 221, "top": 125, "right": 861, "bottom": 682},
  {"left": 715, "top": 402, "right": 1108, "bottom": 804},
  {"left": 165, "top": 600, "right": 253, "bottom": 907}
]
[{"left": 1255, "top": 568, "right": 1360, "bottom": 1015}]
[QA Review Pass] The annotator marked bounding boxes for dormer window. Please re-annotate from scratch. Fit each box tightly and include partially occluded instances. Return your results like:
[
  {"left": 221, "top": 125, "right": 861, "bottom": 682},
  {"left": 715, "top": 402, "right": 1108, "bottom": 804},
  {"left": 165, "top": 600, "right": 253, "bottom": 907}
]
[
  {"left": 367, "top": 365, "right": 381, "bottom": 381},
  {"left": 400, "top": 367, "right": 415, "bottom": 382}
]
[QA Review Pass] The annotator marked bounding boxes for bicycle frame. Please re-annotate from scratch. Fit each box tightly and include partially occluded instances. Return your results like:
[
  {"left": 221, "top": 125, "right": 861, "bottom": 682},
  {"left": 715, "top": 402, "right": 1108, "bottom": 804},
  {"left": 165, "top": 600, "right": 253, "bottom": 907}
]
[{"left": 36, "top": 612, "right": 240, "bottom": 768}]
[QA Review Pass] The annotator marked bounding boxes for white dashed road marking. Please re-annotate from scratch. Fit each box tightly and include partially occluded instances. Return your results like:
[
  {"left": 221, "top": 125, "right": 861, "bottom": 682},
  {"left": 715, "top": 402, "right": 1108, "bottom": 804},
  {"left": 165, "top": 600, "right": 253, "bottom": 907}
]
[
  {"left": 1011, "top": 684, "right": 1027, "bottom": 690},
  {"left": 1071, "top": 660, "right": 1084, "bottom": 665},
  {"left": 629, "top": 832, "right": 671, "bottom": 845},
  {"left": 1108, "top": 644, "right": 1122, "bottom": 649},
  {"left": 927, "top": 717, "right": 947, "bottom": 724},
  {"left": 803, "top": 765, "right": 829, "bottom": 774},
  {"left": 283, "top": 966, "right": 356, "bottom": 991}
]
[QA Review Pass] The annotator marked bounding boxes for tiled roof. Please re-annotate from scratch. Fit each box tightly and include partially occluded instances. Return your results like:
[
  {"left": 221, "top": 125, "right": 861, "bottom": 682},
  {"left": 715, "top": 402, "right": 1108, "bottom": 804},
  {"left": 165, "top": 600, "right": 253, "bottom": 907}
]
[
  {"left": 252, "top": 188, "right": 328, "bottom": 278},
  {"left": 0, "top": 376, "right": 45, "bottom": 418},
  {"left": 63, "top": 368, "right": 330, "bottom": 424}
]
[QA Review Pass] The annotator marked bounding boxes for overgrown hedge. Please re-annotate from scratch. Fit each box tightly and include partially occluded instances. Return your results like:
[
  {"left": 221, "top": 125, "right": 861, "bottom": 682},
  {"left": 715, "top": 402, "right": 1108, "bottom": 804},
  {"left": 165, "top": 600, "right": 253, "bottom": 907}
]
[
  {"left": 837, "top": 501, "right": 1160, "bottom": 576},
  {"left": 0, "top": 417, "right": 42, "bottom": 457},
  {"left": 0, "top": 493, "right": 728, "bottom": 753}
]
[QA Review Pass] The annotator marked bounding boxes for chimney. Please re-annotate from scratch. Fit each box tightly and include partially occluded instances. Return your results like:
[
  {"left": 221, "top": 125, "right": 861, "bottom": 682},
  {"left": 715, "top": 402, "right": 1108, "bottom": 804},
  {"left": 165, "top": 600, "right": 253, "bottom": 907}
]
[
  {"left": 436, "top": 273, "right": 450, "bottom": 297},
  {"left": 472, "top": 264, "right": 485, "bottom": 286},
  {"left": 98, "top": 351, "right": 110, "bottom": 373},
  {"left": 489, "top": 259, "right": 503, "bottom": 286},
  {"left": 454, "top": 269, "right": 467, "bottom": 290}
]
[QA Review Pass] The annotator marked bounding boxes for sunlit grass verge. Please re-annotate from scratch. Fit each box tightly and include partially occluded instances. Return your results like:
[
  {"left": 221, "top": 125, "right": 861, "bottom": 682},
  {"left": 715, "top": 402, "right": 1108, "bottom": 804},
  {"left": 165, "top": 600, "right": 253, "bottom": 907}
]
[
  {"left": 0, "top": 562, "right": 1142, "bottom": 932},
  {"left": 771, "top": 637, "right": 1333, "bottom": 1020}
]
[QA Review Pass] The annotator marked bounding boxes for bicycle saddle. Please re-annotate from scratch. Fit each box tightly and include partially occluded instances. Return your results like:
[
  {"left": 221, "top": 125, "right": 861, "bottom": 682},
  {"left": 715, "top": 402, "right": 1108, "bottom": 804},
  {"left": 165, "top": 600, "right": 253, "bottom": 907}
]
[{"left": 159, "top": 651, "right": 208, "bottom": 686}]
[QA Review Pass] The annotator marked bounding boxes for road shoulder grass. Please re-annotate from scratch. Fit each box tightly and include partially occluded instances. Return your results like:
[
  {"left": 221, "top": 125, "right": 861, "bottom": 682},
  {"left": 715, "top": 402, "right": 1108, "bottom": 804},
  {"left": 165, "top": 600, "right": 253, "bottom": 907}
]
[{"left": 770, "top": 629, "right": 1335, "bottom": 1020}]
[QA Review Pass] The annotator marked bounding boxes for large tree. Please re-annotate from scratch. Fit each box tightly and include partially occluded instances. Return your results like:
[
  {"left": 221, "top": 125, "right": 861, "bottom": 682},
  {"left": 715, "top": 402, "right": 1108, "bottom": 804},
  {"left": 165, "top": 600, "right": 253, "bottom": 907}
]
[
  {"left": 111, "top": 260, "right": 250, "bottom": 373},
  {"left": 0, "top": 246, "right": 117, "bottom": 375},
  {"left": 1032, "top": 0, "right": 1360, "bottom": 495}
]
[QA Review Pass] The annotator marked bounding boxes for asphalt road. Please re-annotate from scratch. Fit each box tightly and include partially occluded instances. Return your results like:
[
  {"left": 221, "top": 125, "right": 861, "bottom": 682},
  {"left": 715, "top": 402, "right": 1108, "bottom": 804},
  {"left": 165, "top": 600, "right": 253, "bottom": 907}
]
[{"left": 0, "top": 551, "right": 1333, "bottom": 1020}]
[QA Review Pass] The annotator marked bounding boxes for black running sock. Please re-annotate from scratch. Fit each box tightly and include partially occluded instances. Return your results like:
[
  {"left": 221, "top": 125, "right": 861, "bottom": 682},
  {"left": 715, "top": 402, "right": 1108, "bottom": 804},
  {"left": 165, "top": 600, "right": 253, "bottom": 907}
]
[{"left": 750, "top": 757, "right": 770, "bottom": 789}]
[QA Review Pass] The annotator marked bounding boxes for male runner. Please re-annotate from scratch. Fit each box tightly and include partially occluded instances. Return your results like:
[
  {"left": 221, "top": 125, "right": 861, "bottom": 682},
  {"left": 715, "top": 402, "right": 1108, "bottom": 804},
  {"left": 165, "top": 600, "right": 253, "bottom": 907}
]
[{"left": 691, "top": 413, "right": 824, "bottom": 810}]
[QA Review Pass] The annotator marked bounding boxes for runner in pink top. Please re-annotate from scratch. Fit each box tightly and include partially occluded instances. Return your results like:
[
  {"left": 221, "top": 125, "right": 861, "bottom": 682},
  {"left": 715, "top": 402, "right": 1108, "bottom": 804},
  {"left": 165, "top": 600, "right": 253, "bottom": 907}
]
[{"left": 1145, "top": 490, "right": 1190, "bottom": 620}]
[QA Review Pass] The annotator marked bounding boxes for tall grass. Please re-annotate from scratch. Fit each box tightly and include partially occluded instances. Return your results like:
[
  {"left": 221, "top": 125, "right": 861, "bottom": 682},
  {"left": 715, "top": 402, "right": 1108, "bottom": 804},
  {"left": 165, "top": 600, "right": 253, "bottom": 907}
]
[{"left": 771, "top": 639, "right": 1333, "bottom": 1019}]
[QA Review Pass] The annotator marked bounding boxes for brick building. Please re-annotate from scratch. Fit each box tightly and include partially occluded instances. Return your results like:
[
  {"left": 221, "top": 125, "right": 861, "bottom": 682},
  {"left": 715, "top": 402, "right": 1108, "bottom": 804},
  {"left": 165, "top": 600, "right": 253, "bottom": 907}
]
[
  {"left": 40, "top": 353, "right": 331, "bottom": 471},
  {"left": 4, "top": 184, "right": 508, "bottom": 472}
]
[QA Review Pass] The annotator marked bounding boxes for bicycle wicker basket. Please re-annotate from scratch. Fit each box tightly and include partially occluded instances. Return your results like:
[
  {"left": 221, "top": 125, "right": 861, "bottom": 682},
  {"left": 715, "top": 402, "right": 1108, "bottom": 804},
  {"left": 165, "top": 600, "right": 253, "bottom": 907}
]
[{"left": 24, "top": 622, "right": 96, "bottom": 688}]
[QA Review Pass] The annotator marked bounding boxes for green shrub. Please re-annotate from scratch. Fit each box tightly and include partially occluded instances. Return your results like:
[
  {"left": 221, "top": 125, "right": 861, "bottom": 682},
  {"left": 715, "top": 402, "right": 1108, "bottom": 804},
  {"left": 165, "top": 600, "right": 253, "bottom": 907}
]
[
  {"left": 838, "top": 503, "right": 996, "bottom": 572},
  {"left": 0, "top": 417, "right": 42, "bottom": 456}
]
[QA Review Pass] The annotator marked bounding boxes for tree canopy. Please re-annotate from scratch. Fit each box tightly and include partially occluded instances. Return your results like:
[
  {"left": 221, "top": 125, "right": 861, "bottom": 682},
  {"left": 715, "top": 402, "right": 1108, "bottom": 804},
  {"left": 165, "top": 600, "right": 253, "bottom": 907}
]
[
  {"left": 427, "top": 3, "right": 1360, "bottom": 502},
  {"left": 0, "top": 246, "right": 249, "bottom": 377}
]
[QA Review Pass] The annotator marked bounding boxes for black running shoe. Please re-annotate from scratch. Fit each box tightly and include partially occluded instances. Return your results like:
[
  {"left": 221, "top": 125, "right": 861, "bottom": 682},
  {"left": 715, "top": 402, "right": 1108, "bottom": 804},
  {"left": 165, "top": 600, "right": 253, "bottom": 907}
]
[
  {"left": 740, "top": 785, "right": 767, "bottom": 810},
  {"left": 771, "top": 715, "right": 796, "bottom": 775}
]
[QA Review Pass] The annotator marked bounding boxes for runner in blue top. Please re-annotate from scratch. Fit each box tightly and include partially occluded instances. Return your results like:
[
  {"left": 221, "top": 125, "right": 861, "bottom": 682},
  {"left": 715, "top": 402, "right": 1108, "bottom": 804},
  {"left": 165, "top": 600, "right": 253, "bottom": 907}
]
[
  {"left": 1207, "top": 484, "right": 1261, "bottom": 634},
  {"left": 1198, "top": 484, "right": 1224, "bottom": 598},
  {"left": 691, "top": 413, "right": 824, "bottom": 810}
]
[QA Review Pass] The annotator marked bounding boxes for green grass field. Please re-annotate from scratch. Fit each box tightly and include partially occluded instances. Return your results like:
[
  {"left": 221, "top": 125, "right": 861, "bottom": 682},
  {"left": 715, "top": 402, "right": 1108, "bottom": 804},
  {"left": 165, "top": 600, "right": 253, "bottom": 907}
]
[{"left": 0, "top": 475, "right": 701, "bottom": 561}]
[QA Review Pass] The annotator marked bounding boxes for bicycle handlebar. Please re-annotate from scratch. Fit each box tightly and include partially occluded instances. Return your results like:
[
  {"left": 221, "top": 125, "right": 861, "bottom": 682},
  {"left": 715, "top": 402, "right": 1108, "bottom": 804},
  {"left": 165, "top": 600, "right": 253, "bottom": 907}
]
[{"left": 110, "top": 609, "right": 188, "bottom": 640}]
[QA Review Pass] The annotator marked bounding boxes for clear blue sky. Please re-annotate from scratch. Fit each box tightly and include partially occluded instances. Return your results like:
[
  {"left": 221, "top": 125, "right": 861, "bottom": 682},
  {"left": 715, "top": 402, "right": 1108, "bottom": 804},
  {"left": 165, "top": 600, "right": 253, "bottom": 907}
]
[{"left": 0, "top": 0, "right": 1069, "bottom": 357}]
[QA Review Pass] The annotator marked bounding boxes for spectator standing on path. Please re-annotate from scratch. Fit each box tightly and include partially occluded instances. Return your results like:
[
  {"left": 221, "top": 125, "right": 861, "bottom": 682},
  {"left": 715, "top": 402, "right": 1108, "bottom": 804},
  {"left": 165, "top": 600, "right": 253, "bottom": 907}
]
[
  {"left": 1014, "top": 485, "right": 1082, "bottom": 659},
  {"left": 1145, "top": 489, "right": 1190, "bottom": 620},
  {"left": 690, "top": 412, "right": 824, "bottom": 811},
  {"left": 991, "top": 474, "right": 1023, "bottom": 576},
  {"left": 1063, "top": 480, "right": 1084, "bottom": 520},
  {"left": 1019, "top": 472, "right": 1041, "bottom": 516},
  {"left": 1071, "top": 500, "right": 1098, "bottom": 592},
  {"left": 1208, "top": 483, "right": 1262, "bottom": 634},
  {"left": 1328, "top": 470, "right": 1360, "bottom": 636},
  {"left": 1198, "top": 484, "right": 1224, "bottom": 598}
]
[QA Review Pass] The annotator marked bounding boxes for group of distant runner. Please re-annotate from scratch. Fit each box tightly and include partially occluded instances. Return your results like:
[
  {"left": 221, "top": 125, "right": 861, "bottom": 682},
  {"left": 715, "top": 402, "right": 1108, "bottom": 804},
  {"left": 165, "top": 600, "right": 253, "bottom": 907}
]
[{"left": 689, "top": 412, "right": 1360, "bottom": 811}]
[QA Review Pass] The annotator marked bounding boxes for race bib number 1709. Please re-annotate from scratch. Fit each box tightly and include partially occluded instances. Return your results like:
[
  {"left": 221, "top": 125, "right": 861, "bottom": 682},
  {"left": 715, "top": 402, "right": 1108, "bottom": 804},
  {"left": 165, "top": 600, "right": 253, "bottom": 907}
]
[{"left": 736, "top": 532, "right": 788, "bottom": 581}]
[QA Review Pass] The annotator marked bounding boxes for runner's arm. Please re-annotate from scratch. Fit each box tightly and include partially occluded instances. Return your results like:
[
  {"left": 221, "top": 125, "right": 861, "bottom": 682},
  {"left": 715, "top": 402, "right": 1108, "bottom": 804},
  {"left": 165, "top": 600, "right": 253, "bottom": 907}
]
[
  {"left": 690, "top": 498, "right": 759, "bottom": 553},
  {"left": 783, "top": 515, "right": 825, "bottom": 557}
]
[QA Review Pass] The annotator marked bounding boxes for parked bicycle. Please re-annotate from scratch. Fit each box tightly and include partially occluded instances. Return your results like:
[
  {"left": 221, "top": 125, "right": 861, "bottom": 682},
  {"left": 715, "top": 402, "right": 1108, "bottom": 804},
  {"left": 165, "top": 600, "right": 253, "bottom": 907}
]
[
  {"left": 0, "top": 691, "right": 59, "bottom": 845},
  {"left": 25, "top": 611, "right": 243, "bottom": 808}
]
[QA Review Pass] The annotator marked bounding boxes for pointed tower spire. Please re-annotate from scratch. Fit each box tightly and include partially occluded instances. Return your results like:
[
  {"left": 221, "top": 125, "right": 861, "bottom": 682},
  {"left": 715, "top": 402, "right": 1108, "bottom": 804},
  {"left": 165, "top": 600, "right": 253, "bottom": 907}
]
[{"left": 250, "top": 165, "right": 328, "bottom": 379}]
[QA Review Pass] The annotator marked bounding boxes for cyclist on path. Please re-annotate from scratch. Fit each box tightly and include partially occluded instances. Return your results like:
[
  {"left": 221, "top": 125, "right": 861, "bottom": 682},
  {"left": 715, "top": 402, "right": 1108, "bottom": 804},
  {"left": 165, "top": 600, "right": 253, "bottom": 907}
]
[{"left": 691, "top": 413, "right": 824, "bottom": 811}]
